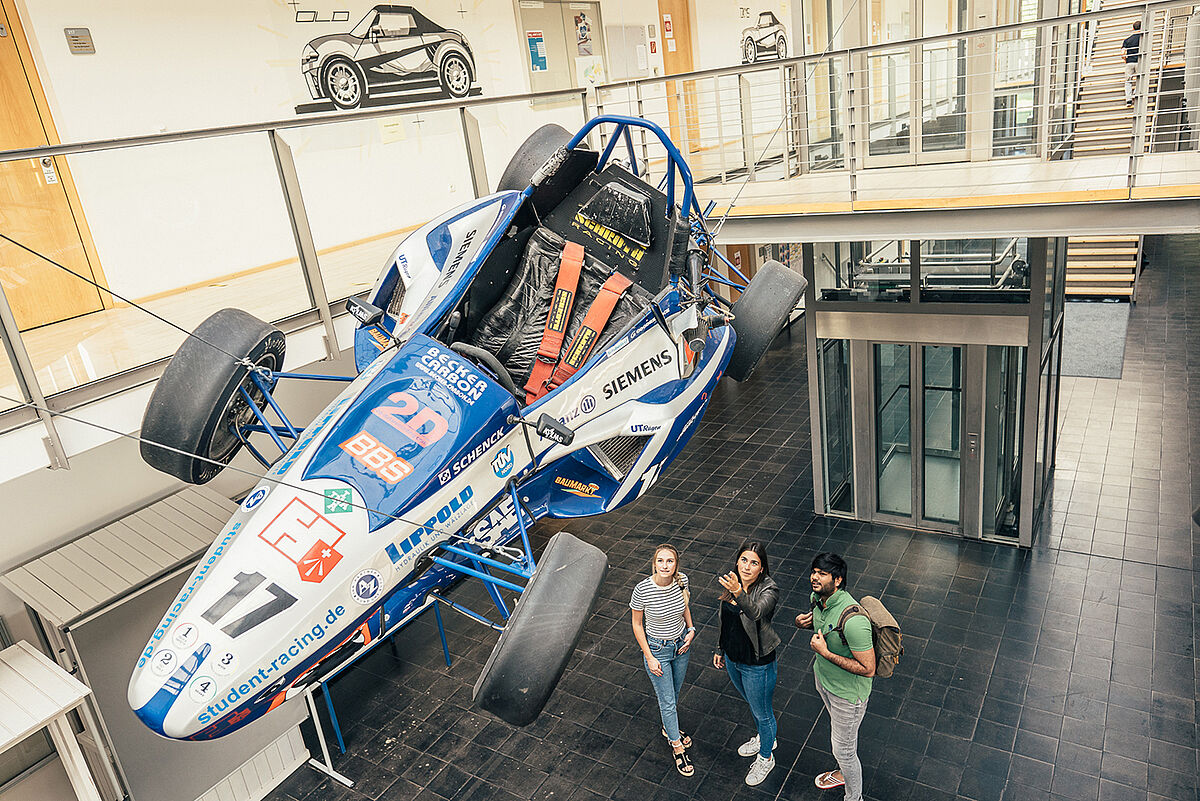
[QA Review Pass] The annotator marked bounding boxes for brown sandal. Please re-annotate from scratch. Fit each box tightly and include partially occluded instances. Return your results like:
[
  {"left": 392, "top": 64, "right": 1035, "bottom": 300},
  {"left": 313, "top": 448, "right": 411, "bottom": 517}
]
[{"left": 672, "top": 746, "right": 694, "bottom": 777}]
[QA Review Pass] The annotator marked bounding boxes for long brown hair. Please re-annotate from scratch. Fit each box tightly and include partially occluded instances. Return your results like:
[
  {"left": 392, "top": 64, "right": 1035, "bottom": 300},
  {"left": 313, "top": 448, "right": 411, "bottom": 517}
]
[
  {"left": 720, "top": 540, "right": 770, "bottom": 602},
  {"left": 651, "top": 544, "right": 690, "bottom": 605}
]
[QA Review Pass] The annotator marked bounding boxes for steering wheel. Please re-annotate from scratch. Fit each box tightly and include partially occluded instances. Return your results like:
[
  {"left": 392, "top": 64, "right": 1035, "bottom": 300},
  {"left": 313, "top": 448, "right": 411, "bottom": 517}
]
[{"left": 450, "top": 342, "right": 521, "bottom": 401}]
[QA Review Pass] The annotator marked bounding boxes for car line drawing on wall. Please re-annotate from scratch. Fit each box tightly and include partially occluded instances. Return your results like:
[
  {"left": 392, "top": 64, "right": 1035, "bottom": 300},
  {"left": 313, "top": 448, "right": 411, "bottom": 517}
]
[
  {"left": 301, "top": 5, "right": 478, "bottom": 110},
  {"left": 741, "top": 11, "right": 787, "bottom": 63}
]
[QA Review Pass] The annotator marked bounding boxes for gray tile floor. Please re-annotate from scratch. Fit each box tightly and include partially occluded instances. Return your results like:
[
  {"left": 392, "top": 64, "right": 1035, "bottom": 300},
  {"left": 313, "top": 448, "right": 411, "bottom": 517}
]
[{"left": 266, "top": 234, "right": 1199, "bottom": 801}]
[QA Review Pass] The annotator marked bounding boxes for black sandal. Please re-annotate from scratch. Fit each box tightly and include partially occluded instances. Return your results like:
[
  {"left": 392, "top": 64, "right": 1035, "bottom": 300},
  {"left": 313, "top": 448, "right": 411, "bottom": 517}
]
[
  {"left": 672, "top": 746, "right": 694, "bottom": 777},
  {"left": 662, "top": 728, "right": 693, "bottom": 749}
]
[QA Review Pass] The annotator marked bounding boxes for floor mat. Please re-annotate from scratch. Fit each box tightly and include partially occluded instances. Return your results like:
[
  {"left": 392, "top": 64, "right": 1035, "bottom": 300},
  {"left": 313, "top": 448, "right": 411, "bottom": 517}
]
[{"left": 1061, "top": 300, "right": 1130, "bottom": 379}]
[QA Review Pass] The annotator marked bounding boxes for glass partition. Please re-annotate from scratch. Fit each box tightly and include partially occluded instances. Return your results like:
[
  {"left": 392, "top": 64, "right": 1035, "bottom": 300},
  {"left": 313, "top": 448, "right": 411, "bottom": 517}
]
[
  {"left": 875, "top": 343, "right": 912, "bottom": 516},
  {"left": 918, "top": 237, "right": 1032, "bottom": 302},
  {"left": 922, "top": 345, "right": 962, "bottom": 524},
  {"left": 819, "top": 338, "right": 854, "bottom": 514},
  {"left": 12, "top": 134, "right": 309, "bottom": 396},
  {"left": 285, "top": 109, "right": 475, "bottom": 303},
  {"left": 983, "top": 345, "right": 1025, "bottom": 538}
]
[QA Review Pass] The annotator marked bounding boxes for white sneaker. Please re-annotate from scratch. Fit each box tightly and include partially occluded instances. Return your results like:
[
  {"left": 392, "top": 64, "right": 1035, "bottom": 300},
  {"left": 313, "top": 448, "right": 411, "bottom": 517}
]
[
  {"left": 736, "top": 734, "right": 779, "bottom": 757},
  {"left": 745, "top": 755, "right": 776, "bottom": 786}
]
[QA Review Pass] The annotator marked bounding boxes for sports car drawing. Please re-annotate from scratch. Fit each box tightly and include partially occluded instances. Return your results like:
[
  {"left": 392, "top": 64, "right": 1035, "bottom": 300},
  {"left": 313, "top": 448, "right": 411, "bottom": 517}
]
[
  {"left": 301, "top": 4, "right": 476, "bottom": 109},
  {"left": 128, "top": 116, "right": 806, "bottom": 741},
  {"left": 741, "top": 11, "right": 788, "bottom": 63}
]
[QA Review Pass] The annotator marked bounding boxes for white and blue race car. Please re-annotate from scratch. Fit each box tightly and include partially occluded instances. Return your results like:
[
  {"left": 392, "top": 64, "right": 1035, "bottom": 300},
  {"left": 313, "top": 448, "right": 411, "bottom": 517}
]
[{"left": 128, "top": 116, "right": 806, "bottom": 741}]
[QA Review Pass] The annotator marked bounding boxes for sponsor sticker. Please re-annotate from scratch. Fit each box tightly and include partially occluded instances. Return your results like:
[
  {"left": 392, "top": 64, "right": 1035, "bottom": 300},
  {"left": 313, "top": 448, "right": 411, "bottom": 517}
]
[
  {"left": 630, "top": 423, "right": 661, "bottom": 434},
  {"left": 602, "top": 349, "right": 673, "bottom": 400},
  {"left": 242, "top": 487, "right": 268, "bottom": 511},
  {"left": 258, "top": 497, "right": 347, "bottom": 583},
  {"left": 438, "top": 428, "right": 505, "bottom": 485},
  {"left": 340, "top": 431, "right": 415, "bottom": 484},
  {"left": 572, "top": 212, "right": 646, "bottom": 267},
  {"left": 368, "top": 327, "right": 391, "bottom": 351},
  {"left": 491, "top": 446, "right": 514, "bottom": 478},
  {"left": 212, "top": 650, "right": 238, "bottom": 677},
  {"left": 416, "top": 349, "right": 487, "bottom": 405},
  {"left": 351, "top": 569, "right": 383, "bottom": 605},
  {"left": 171, "top": 623, "right": 198, "bottom": 650},
  {"left": 554, "top": 476, "right": 601, "bottom": 498},
  {"left": 324, "top": 488, "right": 353, "bottom": 514},
  {"left": 580, "top": 394, "right": 596, "bottom": 414},
  {"left": 188, "top": 676, "right": 218, "bottom": 703},
  {"left": 150, "top": 649, "right": 177, "bottom": 677},
  {"left": 393, "top": 486, "right": 475, "bottom": 559}
]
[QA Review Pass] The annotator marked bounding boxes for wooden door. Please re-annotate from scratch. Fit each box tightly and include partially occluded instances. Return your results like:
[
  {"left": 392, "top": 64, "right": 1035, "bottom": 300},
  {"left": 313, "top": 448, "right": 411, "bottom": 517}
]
[
  {"left": 656, "top": 0, "right": 701, "bottom": 150},
  {"left": 0, "top": 0, "right": 105, "bottom": 330}
]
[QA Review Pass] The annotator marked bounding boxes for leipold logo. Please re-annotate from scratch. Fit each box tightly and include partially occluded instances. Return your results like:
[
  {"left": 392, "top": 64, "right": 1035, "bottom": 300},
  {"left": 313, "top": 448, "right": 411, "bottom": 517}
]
[
  {"left": 602, "top": 349, "right": 673, "bottom": 399},
  {"left": 554, "top": 477, "right": 600, "bottom": 498},
  {"left": 395, "top": 486, "right": 475, "bottom": 556}
]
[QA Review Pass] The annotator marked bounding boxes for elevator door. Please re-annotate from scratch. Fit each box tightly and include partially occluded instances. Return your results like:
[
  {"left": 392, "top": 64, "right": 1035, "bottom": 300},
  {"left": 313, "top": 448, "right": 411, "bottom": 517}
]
[{"left": 871, "top": 342, "right": 964, "bottom": 532}]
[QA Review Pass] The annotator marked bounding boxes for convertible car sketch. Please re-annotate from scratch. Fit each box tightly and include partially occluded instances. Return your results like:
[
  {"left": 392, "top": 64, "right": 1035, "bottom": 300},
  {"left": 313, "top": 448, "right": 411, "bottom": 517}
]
[
  {"left": 301, "top": 4, "right": 477, "bottom": 109},
  {"left": 128, "top": 116, "right": 806, "bottom": 741},
  {"left": 741, "top": 11, "right": 788, "bottom": 63}
]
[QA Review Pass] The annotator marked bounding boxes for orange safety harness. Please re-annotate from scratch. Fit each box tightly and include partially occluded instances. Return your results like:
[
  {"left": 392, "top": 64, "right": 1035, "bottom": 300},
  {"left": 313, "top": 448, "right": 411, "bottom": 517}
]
[{"left": 524, "top": 241, "right": 631, "bottom": 404}]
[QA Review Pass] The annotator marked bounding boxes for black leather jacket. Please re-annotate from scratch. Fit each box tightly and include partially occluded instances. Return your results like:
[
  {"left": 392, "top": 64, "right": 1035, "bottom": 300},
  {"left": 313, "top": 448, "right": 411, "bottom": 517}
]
[{"left": 719, "top": 574, "right": 781, "bottom": 660}]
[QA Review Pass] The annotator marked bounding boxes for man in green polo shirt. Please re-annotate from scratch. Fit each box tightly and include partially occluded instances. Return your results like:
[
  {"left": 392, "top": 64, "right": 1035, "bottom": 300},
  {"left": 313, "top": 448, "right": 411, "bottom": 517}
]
[{"left": 795, "top": 552, "right": 875, "bottom": 801}]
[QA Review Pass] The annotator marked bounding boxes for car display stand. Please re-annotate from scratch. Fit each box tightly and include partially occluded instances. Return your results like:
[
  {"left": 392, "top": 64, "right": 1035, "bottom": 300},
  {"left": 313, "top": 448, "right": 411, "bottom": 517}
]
[
  {"left": 0, "top": 641, "right": 102, "bottom": 801},
  {"left": 0, "top": 486, "right": 310, "bottom": 801}
]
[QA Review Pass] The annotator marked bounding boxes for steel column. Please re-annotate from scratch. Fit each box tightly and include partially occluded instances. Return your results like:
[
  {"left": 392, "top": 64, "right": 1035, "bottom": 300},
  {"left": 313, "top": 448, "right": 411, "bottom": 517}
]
[{"left": 0, "top": 281, "right": 68, "bottom": 468}]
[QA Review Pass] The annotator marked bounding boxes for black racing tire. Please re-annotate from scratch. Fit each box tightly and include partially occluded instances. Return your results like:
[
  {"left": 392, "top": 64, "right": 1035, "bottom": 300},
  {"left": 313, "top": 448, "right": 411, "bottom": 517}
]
[
  {"left": 473, "top": 531, "right": 608, "bottom": 726},
  {"left": 725, "top": 259, "right": 807, "bottom": 382},
  {"left": 140, "top": 309, "right": 286, "bottom": 484},
  {"left": 323, "top": 57, "right": 366, "bottom": 110},
  {"left": 496, "top": 123, "right": 572, "bottom": 193}
]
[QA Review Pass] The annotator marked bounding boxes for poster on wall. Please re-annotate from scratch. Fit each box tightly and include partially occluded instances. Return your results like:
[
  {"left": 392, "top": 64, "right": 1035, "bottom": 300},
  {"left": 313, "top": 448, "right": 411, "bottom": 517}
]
[
  {"left": 527, "top": 30, "right": 548, "bottom": 71},
  {"left": 574, "top": 13, "right": 593, "bottom": 55},
  {"left": 740, "top": 10, "right": 788, "bottom": 63},
  {"left": 293, "top": 4, "right": 483, "bottom": 114}
]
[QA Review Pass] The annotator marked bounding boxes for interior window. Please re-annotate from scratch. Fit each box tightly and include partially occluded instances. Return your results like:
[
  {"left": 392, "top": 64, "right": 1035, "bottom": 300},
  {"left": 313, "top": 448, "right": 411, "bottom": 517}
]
[{"left": 377, "top": 13, "right": 414, "bottom": 37}]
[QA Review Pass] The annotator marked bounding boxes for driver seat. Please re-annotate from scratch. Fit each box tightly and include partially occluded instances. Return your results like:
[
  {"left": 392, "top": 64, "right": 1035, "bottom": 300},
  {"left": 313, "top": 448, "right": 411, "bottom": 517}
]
[{"left": 470, "top": 226, "right": 650, "bottom": 400}]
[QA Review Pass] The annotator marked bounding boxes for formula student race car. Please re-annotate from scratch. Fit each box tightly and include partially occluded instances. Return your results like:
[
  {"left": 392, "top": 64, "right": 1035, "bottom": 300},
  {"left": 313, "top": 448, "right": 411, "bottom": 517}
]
[{"left": 128, "top": 115, "right": 806, "bottom": 741}]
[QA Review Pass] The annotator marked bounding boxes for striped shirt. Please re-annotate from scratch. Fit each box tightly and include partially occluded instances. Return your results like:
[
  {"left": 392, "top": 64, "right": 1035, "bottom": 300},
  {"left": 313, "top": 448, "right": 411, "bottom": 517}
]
[{"left": 630, "top": 573, "right": 689, "bottom": 639}]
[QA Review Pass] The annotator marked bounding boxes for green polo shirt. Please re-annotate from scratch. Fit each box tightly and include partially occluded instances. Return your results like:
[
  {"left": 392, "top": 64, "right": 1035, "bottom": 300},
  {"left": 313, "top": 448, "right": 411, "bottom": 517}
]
[{"left": 810, "top": 589, "right": 874, "bottom": 703}]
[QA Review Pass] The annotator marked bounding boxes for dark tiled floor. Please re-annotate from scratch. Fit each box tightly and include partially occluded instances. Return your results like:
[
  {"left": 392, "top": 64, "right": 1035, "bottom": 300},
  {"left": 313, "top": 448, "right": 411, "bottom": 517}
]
[{"left": 267, "top": 235, "right": 1199, "bottom": 801}]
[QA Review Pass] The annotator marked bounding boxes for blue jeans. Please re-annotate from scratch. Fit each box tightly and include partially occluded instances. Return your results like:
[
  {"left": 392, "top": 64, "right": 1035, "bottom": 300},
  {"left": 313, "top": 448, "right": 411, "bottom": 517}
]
[
  {"left": 643, "top": 634, "right": 690, "bottom": 742},
  {"left": 725, "top": 658, "right": 778, "bottom": 758}
]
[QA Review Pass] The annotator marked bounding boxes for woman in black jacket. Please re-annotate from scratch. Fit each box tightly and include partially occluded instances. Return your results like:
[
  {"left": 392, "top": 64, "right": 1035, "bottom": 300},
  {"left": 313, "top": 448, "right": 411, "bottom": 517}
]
[{"left": 713, "top": 540, "right": 780, "bottom": 787}]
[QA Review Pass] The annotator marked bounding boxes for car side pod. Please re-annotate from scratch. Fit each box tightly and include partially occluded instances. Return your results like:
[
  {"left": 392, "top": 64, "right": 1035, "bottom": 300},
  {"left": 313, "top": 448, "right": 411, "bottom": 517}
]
[{"left": 473, "top": 531, "right": 608, "bottom": 726}]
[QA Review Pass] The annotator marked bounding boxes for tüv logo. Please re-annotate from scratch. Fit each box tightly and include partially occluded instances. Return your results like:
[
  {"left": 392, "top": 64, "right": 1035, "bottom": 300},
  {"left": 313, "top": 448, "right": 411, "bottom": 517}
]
[{"left": 491, "top": 446, "right": 514, "bottom": 478}]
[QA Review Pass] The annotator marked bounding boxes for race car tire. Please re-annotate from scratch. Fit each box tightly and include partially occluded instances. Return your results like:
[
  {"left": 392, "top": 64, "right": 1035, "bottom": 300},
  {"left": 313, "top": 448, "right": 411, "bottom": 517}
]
[
  {"left": 439, "top": 51, "right": 473, "bottom": 98},
  {"left": 140, "top": 309, "right": 286, "bottom": 484},
  {"left": 496, "top": 123, "right": 572, "bottom": 193},
  {"left": 473, "top": 531, "right": 608, "bottom": 726},
  {"left": 725, "top": 259, "right": 807, "bottom": 382},
  {"left": 323, "top": 57, "right": 366, "bottom": 109}
]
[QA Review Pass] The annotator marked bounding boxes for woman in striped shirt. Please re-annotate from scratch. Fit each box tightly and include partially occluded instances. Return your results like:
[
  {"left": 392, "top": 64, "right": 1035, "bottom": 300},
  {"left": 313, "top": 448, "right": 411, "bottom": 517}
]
[{"left": 630, "top": 544, "right": 697, "bottom": 776}]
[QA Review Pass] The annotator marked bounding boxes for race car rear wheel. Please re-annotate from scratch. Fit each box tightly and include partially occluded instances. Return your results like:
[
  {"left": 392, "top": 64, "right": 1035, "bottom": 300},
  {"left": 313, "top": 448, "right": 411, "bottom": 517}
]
[
  {"left": 725, "top": 259, "right": 807, "bottom": 382},
  {"left": 140, "top": 309, "right": 285, "bottom": 484},
  {"left": 496, "top": 123, "right": 572, "bottom": 193},
  {"left": 473, "top": 531, "right": 607, "bottom": 726}
]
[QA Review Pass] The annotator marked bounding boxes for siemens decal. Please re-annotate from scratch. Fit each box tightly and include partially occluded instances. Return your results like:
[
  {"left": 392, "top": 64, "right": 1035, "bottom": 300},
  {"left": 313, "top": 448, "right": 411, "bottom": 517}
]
[
  {"left": 138, "top": 523, "right": 241, "bottom": 668},
  {"left": 602, "top": 349, "right": 674, "bottom": 400}
]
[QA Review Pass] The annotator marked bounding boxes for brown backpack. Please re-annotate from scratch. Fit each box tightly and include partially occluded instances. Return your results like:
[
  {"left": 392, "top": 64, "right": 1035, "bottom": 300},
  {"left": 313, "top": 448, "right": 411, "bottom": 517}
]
[{"left": 831, "top": 596, "right": 903, "bottom": 678}]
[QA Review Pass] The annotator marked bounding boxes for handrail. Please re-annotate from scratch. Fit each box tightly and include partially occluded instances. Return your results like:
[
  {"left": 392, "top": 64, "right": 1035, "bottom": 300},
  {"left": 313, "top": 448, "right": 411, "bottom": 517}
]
[
  {"left": 0, "top": 85, "right": 588, "bottom": 164},
  {"left": 594, "top": 0, "right": 1192, "bottom": 94}
]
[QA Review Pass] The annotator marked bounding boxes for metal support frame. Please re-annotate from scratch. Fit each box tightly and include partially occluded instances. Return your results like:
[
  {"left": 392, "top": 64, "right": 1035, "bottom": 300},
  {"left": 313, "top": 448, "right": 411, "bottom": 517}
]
[
  {"left": 268, "top": 130, "right": 339, "bottom": 361},
  {"left": 738, "top": 76, "right": 756, "bottom": 180},
  {"left": 459, "top": 107, "right": 489, "bottom": 198},
  {"left": 0, "top": 281, "right": 68, "bottom": 469}
]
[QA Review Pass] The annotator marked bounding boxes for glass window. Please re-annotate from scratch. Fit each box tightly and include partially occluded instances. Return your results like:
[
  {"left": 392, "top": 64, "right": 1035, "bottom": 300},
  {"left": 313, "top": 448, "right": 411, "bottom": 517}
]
[
  {"left": 819, "top": 339, "right": 855, "bottom": 514},
  {"left": 820, "top": 241, "right": 911, "bottom": 302},
  {"left": 982, "top": 345, "right": 1024, "bottom": 538},
  {"left": 922, "top": 346, "right": 962, "bottom": 524},
  {"left": 917, "top": 238, "right": 1031, "bottom": 302},
  {"left": 376, "top": 13, "right": 415, "bottom": 37},
  {"left": 875, "top": 343, "right": 912, "bottom": 516}
]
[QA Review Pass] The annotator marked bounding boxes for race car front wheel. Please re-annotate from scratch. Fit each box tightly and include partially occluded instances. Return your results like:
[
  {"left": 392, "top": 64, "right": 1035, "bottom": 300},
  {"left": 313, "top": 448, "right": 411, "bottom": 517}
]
[
  {"left": 473, "top": 531, "right": 607, "bottom": 726},
  {"left": 140, "top": 309, "right": 285, "bottom": 484},
  {"left": 725, "top": 259, "right": 807, "bottom": 382}
]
